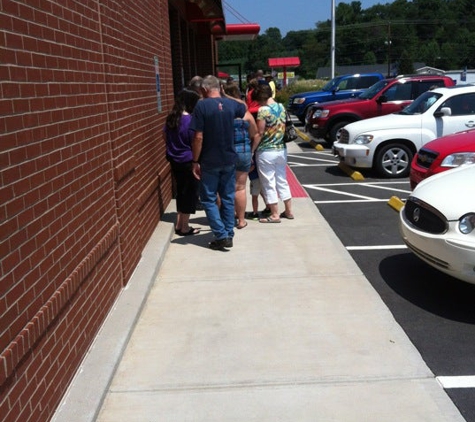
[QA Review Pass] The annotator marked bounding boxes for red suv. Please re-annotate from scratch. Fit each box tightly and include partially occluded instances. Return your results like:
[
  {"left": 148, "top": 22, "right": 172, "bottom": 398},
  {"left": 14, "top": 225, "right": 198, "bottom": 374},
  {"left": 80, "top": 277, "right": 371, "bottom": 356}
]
[{"left": 305, "top": 75, "right": 455, "bottom": 144}]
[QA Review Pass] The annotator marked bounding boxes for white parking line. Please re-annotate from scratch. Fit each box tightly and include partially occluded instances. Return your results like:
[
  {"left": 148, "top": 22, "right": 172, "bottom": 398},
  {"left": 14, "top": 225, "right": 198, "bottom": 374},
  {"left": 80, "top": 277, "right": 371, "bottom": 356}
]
[
  {"left": 306, "top": 186, "right": 382, "bottom": 201},
  {"left": 314, "top": 199, "right": 389, "bottom": 204},
  {"left": 346, "top": 245, "right": 408, "bottom": 250},
  {"left": 437, "top": 376, "right": 475, "bottom": 389},
  {"left": 358, "top": 183, "right": 411, "bottom": 195},
  {"left": 288, "top": 162, "right": 337, "bottom": 167}
]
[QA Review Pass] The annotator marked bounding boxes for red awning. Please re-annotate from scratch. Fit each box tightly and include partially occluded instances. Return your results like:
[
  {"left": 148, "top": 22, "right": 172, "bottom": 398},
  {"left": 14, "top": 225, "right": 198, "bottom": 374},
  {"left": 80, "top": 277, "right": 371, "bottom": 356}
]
[
  {"left": 217, "top": 71, "right": 230, "bottom": 78},
  {"left": 268, "top": 57, "right": 301, "bottom": 68},
  {"left": 213, "top": 23, "right": 260, "bottom": 41}
]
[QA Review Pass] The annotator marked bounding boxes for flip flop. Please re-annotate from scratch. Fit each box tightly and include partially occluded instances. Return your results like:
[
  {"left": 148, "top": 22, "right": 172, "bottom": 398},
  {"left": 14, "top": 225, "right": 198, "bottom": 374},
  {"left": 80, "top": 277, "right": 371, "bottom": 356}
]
[
  {"left": 177, "top": 227, "right": 200, "bottom": 236},
  {"left": 259, "top": 217, "right": 281, "bottom": 223},
  {"left": 280, "top": 212, "right": 295, "bottom": 220},
  {"left": 236, "top": 221, "right": 248, "bottom": 229}
]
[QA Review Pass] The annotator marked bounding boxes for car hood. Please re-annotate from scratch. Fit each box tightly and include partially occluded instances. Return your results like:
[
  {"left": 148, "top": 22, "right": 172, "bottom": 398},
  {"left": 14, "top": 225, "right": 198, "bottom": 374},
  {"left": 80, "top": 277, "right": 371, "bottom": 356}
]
[
  {"left": 309, "top": 97, "right": 365, "bottom": 109},
  {"left": 421, "top": 129, "right": 475, "bottom": 153},
  {"left": 410, "top": 165, "right": 475, "bottom": 220},
  {"left": 291, "top": 90, "right": 329, "bottom": 98},
  {"left": 345, "top": 113, "right": 421, "bottom": 133}
]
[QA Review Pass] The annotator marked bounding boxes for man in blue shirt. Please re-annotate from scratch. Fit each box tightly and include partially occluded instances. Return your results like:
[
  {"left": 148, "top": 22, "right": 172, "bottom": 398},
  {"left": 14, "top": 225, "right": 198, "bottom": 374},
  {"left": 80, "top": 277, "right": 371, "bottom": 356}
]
[{"left": 191, "top": 75, "right": 246, "bottom": 250}]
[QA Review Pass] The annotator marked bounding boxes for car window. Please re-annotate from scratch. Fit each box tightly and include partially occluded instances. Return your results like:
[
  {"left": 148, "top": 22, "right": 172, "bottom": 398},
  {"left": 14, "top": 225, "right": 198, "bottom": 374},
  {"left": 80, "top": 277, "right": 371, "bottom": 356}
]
[
  {"left": 414, "top": 80, "right": 445, "bottom": 97},
  {"left": 398, "top": 90, "right": 442, "bottom": 114},
  {"left": 359, "top": 79, "right": 390, "bottom": 99},
  {"left": 440, "top": 93, "right": 475, "bottom": 116},
  {"left": 384, "top": 82, "right": 413, "bottom": 101},
  {"left": 356, "top": 76, "right": 381, "bottom": 89},
  {"left": 338, "top": 78, "right": 355, "bottom": 90}
]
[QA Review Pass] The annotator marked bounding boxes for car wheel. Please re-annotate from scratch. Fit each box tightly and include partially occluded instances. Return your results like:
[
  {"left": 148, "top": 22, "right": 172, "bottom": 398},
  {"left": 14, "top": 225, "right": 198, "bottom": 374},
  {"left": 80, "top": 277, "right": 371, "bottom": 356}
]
[
  {"left": 329, "top": 121, "right": 349, "bottom": 144},
  {"left": 374, "top": 143, "right": 413, "bottom": 178}
]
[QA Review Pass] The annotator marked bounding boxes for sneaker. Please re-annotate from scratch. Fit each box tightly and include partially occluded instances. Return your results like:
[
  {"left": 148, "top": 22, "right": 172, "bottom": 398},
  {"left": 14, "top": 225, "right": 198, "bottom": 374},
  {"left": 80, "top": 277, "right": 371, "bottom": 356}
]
[
  {"left": 261, "top": 207, "right": 271, "bottom": 216},
  {"left": 245, "top": 212, "right": 259, "bottom": 220},
  {"left": 209, "top": 238, "right": 230, "bottom": 250}
]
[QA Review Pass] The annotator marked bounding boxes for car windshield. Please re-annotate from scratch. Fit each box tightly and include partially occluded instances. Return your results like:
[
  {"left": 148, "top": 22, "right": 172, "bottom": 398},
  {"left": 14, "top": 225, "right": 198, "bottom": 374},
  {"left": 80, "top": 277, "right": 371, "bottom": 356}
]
[
  {"left": 398, "top": 91, "right": 443, "bottom": 115},
  {"left": 322, "top": 76, "right": 343, "bottom": 92},
  {"left": 358, "top": 79, "right": 391, "bottom": 99}
]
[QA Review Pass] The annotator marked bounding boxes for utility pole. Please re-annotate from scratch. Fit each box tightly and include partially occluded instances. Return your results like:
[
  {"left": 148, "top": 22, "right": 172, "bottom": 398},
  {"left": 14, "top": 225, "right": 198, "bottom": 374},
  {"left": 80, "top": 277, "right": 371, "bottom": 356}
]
[
  {"left": 331, "top": 0, "right": 336, "bottom": 78},
  {"left": 386, "top": 22, "right": 391, "bottom": 77}
]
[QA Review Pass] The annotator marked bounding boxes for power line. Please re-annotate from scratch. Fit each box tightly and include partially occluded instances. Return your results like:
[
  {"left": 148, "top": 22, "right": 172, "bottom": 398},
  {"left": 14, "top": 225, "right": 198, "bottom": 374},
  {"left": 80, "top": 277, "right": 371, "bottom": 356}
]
[{"left": 222, "top": 1, "right": 251, "bottom": 24}]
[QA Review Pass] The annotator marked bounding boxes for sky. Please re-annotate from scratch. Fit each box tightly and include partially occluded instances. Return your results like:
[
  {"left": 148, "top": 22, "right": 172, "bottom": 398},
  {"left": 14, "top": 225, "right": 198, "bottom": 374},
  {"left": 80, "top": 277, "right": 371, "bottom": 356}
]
[{"left": 223, "top": 0, "right": 395, "bottom": 36}]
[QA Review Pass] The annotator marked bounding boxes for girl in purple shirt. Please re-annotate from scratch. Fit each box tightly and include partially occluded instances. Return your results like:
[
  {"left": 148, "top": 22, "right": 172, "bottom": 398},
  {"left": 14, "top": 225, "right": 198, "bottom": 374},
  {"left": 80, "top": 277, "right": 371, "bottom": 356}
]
[{"left": 164, "top": 88, "right": 201, "bottom": 236}]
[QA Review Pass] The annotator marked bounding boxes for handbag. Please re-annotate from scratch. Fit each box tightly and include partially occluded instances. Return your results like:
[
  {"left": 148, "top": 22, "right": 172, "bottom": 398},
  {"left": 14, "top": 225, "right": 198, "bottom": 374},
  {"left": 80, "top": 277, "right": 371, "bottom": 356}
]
[{"left": 283, "top": 111, "right": 298, "bottom": 143}]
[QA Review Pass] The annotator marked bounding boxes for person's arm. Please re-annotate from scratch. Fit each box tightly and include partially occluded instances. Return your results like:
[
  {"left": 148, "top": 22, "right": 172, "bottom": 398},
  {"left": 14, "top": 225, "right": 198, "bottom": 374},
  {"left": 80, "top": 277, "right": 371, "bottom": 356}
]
[
  {"left": 252, "top": 117, "right": 266, "bottom": 154},
  {"left": 245, "top": 111, "right": 259, "bottom": 153},
  {"left": 191, "top": 131, "right": 203, "bottom": 180}
]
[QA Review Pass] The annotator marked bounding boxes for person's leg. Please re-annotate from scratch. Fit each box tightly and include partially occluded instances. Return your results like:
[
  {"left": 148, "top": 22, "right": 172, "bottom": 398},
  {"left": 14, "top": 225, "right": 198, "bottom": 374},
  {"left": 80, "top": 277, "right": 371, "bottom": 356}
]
[
  {"left": 172, "top": 165, "right": 186, "bottom": 232},
  {"left": 257, "top": 151, "right": 280, "bottom": 221},
  {"left": 274, "top": 150, "right": 293, "bottom": 218},
  {"left": 218, "top": 164, "right": 237, "bottom": 239},
  {"left": 200, "top": 167, "right": 227, "bottom": 240},
  {"left": 173, "top": 164, "right": 200, "bottom": 234},
  {"left": 235, "top": 170, "right": 248, "bottom": 228}
]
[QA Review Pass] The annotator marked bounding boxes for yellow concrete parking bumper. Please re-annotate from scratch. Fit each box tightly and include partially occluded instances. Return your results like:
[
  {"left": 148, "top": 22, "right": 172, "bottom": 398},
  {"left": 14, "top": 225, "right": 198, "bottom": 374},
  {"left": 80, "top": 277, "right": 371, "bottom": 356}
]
[
  {"left": 337, "top": 162, "right": 365, "bottom": 181},
  {"left": 387, "top": 196, "right": 405, "bottom": 212}
]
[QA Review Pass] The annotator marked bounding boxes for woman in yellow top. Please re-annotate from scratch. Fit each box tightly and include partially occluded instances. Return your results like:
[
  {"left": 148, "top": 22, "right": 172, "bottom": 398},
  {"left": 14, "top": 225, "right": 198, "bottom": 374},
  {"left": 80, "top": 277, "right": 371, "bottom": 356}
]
[{"left": 252, "top": 84, "right": 294, "bottom": 223}]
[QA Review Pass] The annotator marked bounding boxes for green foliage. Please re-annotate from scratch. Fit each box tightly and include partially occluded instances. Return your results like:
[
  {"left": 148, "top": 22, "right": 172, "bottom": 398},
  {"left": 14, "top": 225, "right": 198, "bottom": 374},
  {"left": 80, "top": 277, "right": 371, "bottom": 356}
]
[
  {"left": 218, "top": 0, "right": 475, "bottom": 78},
  {"left": 275, "top": 79, "right": 328, "bottom": 105}
]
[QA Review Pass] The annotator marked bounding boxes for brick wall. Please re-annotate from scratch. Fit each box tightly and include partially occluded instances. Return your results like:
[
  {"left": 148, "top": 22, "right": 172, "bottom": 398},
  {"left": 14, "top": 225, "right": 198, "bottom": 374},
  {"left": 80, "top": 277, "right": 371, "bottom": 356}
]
[{"left": 0, "top": 0, "right": 179, "bottom": 420}]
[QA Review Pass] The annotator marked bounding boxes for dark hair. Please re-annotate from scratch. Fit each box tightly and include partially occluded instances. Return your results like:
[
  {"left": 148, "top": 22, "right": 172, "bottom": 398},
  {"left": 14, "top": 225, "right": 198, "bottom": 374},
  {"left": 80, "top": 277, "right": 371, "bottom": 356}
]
[
  {"left": 166, "top": 88, "right": 200, "bottom": 130},
  {"left": 223, "top": 82, "right": 241, "bottom": 99},
  {"left": 252, "top": 84, "right": 272, "bottom": 103}
]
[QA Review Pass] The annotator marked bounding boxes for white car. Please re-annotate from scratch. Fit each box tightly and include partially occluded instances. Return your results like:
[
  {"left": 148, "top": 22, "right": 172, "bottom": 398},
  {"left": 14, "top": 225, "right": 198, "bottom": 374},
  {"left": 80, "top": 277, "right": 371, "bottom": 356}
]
[
  {"left": 333, "top": 84, "right": 475, "bottom": 178},
  {"left": 399, "top": 165, "right": 475, "bottom": 284}
]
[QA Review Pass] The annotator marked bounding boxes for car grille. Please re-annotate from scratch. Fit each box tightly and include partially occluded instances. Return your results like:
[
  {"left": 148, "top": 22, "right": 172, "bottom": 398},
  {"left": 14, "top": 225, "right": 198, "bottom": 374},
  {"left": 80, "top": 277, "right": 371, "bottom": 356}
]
[
  {"left": 403, "top": 197, "right": 447, "bottom": 234},
  {"left": 416, "top": 148, "right": 439, "bottom": 169},
  {"left": 339, "top": 129, "right": 349, "bottom": 144}
]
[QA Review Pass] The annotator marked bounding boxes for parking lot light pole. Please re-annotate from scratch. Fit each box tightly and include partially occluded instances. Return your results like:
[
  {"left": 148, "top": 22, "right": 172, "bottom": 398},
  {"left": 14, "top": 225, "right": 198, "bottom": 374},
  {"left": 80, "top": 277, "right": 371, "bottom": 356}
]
[{"left": 331, "top": 0, "right": 336, "bottom": 78}]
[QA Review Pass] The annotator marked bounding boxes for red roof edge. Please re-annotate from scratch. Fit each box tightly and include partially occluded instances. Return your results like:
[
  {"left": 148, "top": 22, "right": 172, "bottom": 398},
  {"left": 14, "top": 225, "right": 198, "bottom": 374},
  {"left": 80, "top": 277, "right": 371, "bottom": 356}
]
[{"left": 268, "top": 57, "right": 301, "bottom": 68}]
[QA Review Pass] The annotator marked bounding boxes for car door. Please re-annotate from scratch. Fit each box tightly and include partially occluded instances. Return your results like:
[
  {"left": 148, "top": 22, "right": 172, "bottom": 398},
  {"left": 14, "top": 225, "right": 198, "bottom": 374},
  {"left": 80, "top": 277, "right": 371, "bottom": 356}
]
[
  {"left": 421, "top": 92, "right": 475, "bottom": 146},
  {"left": 334, "top": 77, "right": 360, "bottom": 100},
  {"left": 376, "top": 81, "right": 415, "bottom": 116},
  {"left": 436, "top": 93, "right": 475, "bottom": 136}
]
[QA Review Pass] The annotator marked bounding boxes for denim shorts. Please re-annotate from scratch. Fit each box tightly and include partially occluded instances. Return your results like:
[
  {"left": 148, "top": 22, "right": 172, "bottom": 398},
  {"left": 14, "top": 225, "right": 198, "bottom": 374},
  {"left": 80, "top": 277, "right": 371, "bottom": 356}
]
[{"left": 235, "top": 151, "right": 252, "bottom": 172}]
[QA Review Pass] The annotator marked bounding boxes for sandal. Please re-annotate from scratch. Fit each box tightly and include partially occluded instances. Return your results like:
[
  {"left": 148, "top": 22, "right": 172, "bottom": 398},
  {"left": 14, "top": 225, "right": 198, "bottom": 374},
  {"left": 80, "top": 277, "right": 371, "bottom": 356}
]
[
  {"left": 259, "top": 217, "right": 281, "bottom": 224},
  {"left": 279, "top": 212, "right": 295, "bottom": 220},
  {"left": 177, "top": 227, "right": 200, "bottom": 236},
  {"left": 236, "top": 221, "right": 248, "bottom": 229}
]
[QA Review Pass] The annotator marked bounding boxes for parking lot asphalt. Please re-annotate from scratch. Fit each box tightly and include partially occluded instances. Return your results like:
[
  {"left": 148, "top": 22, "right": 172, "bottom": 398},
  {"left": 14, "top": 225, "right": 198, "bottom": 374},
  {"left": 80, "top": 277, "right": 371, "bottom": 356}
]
[{"left": 51, "top": 141, "right": 466, "bottom": 422}]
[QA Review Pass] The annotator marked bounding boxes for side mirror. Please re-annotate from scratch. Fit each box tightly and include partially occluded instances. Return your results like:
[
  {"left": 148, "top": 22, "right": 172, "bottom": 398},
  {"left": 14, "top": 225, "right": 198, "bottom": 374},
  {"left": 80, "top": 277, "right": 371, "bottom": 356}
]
[
  {"left": 434, "top": 107, "right": 452, "bottom": 117},
  {"left": 377, "top": 95, "right": 388, "bottom": 104}
]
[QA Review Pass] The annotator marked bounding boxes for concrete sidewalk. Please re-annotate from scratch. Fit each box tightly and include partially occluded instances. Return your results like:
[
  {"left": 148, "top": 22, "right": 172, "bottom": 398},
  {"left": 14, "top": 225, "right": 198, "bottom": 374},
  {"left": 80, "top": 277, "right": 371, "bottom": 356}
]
[{"left": 52, "top": 143, "right": 465, "bottom": 422}]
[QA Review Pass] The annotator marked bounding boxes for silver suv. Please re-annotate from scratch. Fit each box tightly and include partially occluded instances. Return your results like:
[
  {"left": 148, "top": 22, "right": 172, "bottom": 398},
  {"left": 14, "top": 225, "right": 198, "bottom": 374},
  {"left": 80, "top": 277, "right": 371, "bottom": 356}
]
[{"left": 333, "top": 85, "right": 475, "bottom": 177}]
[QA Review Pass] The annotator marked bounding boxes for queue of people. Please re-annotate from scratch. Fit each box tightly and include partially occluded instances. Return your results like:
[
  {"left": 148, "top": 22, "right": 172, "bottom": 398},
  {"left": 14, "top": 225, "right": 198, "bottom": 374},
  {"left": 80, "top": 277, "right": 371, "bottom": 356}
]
[{"left": 163, "top": 72, "right": 293, "bottom": 251}]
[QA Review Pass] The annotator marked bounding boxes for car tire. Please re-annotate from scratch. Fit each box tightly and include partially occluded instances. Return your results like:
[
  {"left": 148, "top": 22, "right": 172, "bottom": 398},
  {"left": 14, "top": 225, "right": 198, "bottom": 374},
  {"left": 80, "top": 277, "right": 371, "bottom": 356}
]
[
  {"left": 329, "top": 121, "right": 350, "bottom": 144},
  {"left": 374, "top": 143, "right": 413, "bottom": 178}
]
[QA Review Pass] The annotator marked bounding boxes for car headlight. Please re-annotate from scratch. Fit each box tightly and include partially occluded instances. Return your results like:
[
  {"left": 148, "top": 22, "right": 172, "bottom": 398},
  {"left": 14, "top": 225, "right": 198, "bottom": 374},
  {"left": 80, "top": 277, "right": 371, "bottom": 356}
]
[
  {"left": 353, "top": 134, "right": 374, "bottom": 145},
  {"left": 459, "top": 213, "right": 475, "bottom": 234},
  {"left": 293, "top": 98, "right": 306, "bottom": 105},
  {"left": 312, "top": 109, "right": 330, "bottom": 119},
  {"left": 441, "top": 152, "right": 475, "bottom": 168}
]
